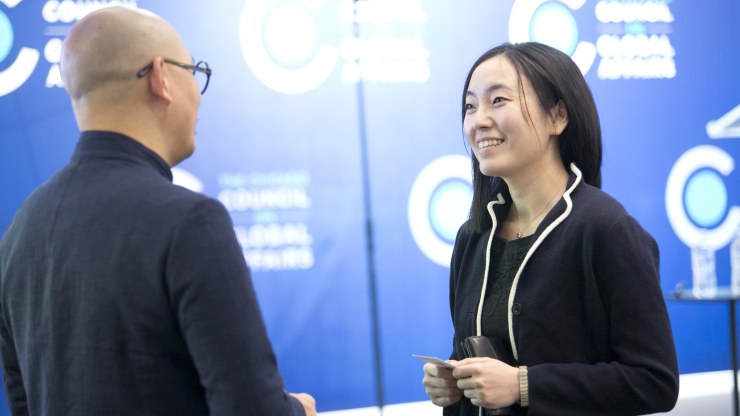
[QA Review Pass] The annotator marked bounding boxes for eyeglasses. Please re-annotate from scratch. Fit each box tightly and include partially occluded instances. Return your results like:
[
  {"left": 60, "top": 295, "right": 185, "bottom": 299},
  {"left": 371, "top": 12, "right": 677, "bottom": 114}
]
[{"left": 137, "top": 59, "right": 212, "bottom": 95}]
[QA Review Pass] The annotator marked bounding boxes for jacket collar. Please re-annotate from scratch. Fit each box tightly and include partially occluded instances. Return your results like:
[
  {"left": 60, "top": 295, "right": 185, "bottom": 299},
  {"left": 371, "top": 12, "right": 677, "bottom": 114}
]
[
  {"left": 71, "top": 130, "right": 173, "bottom": 182},
  {"left": 485, "top": 163, "right": 583, "bottom": 237}
]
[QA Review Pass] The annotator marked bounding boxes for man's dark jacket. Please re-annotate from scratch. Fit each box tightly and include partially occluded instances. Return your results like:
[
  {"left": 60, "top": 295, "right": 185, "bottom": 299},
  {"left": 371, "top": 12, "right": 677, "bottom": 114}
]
[{"left": 0, "top": 131, "right": 305, "bottom": 416}]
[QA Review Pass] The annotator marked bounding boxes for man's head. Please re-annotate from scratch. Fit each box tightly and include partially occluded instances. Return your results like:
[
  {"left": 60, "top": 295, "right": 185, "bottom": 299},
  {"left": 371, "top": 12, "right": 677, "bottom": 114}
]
[{"left": 61, "top": 6, "right": 203, "bottom": 166}]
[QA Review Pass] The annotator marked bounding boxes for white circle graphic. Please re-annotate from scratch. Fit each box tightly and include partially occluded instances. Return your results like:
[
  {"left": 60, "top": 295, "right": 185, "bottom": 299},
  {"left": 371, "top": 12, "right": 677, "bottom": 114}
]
[
  {"left": 263, "top": 4, "right": 316, "bottom": 67},
  {"left": 408, "top": 154, "right": 472, "bottom": 267},
  {"left": 0, "top": 0, "right": 40, "bottom": 96},
  {"left": 239, "top": 0, "right": 339, "bottom": 94},
  {"left": 508, "top": 0, "right": 596, "bottom": 75},
  {"left": 172, "top": 168, "right": 204, "bottom": 193},
  {"left": 665, "top": 145, "right": 740, "bottom": 250},
  {"left": 530, "top": 2, "right": 578, "bottom": 55}
]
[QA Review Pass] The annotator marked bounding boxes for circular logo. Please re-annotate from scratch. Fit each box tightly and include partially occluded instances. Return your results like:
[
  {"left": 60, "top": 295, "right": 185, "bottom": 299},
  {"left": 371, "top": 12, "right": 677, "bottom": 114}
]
[
  {"left": 683, "top": 169, "right": 728, "bottom": 228},
  {"left": 666, "top": 145, "right": 740, "bottom": 250},
  {"left": 0, "top": 0, "right": 41, "bottom": 97},
  {"left": 263, "top": 4, "right": 317, "bottom": 68},
  {"left": 529, "top": 2, "right": 578, "bottom": 56},
  {"left": 408, "top": 154, "right": 472, "bottom": 267},
  {"left": 509, "top": 0, "right": 596, "bottom": 75},
  {"left": 429, "top": 180, "right": 472, "bottom": 242},
  {"left": 239, "top": 0, "right": 339, "bottom": 94},
  {"left": 0, "top": 10, "right": 13, "bottom": 62}
]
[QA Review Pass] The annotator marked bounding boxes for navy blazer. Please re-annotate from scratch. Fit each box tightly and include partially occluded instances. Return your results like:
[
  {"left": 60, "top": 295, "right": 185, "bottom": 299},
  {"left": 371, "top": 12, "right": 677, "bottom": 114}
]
[
  {"left": 445, "top": 165, "right": 679, "bottom": 416},
  {"left": 0, "top": 131, "right": 305, "bottom": 416}
]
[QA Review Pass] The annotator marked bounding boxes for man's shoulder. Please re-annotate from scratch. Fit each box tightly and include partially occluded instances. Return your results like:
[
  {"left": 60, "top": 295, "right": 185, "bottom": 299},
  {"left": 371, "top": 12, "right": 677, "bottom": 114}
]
[{"left": 134, "top": 181, "right": 229, "bottom": 227}]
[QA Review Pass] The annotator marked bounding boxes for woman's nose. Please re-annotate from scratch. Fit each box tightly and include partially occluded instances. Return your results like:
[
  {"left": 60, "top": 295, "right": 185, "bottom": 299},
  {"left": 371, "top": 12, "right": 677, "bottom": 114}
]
[{"left": 473, "top": 106, "right": 494, "bottom": 129}]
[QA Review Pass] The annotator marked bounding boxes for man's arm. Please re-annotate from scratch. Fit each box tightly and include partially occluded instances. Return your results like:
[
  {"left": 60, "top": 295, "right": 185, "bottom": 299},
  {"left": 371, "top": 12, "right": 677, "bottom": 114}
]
[
  {"left": 166, "top": 198, "right": 313, "bottom": 416},
  {"left": 0, "top": 301, "right": 29, "bottom": 415}
]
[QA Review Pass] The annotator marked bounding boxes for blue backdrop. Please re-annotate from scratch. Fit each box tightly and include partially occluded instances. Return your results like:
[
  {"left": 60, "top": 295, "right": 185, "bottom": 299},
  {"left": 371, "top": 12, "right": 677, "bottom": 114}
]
[{"left": 1, "top": 0, "right": 739, "bottom": 413}]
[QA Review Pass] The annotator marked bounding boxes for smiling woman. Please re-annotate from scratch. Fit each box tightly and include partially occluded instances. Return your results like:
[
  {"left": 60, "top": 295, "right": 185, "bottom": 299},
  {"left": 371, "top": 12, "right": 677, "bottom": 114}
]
[
  {"left": 462, "top": 54, "right": 568, "bottom": 183},
  {"left": 421, "top": 42, "right": 679, "bottom": 416}
]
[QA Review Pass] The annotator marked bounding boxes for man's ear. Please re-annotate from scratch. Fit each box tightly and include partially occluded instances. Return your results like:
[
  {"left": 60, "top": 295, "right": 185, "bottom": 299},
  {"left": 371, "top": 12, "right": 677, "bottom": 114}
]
[
  {"left": 550, "top": 100, "right": 568, "bottom": 136},
  {"left": 147, "top": 57, "right": 174, "bottom": 104}
]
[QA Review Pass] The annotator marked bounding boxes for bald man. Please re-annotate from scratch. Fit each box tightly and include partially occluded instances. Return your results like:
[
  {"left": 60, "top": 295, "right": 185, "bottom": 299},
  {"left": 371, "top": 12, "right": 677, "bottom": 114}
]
[{"left": 0, "top": 6, "right": 316, "bottom": 416}]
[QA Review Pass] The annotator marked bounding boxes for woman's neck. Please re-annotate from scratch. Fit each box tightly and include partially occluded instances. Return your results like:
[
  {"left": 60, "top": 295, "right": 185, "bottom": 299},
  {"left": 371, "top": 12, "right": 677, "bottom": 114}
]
[{"left": 499, "top": 164, "right": 569, "bottom": 240}]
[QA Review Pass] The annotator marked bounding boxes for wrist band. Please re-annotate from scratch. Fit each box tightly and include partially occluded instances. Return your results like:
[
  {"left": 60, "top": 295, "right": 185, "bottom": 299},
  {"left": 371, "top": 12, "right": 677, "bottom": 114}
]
[{"left": 519, "top": 366, "right": 529, "bottom": 407}]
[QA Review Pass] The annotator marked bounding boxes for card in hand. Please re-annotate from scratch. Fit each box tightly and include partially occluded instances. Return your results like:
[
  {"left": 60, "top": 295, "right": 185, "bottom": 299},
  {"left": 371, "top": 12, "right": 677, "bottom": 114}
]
[{"left": 412, "top": 354, "right": 456, "bottom": 369}]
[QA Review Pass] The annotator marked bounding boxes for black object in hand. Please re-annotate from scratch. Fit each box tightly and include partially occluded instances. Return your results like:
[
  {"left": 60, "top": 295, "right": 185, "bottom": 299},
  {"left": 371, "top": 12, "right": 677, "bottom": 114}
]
[
  {"left": 460, "top": 336, "right": 518, "bottom": 416},
  {"left": 461, "top": 335, "right": 499, "bottom": 359}
]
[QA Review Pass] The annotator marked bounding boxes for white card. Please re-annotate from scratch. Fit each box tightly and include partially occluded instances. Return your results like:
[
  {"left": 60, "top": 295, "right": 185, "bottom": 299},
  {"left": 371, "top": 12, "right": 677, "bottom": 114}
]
[{"left": 412, "top": 354, "right": 456, "bottom": 369}]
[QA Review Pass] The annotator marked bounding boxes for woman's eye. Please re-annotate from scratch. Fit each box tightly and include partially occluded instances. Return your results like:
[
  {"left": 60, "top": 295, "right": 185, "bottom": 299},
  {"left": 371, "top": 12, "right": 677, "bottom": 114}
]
[
  {"left": 492, "top": 97, "right": 505, "bottom": 104},
  {"left": 464, "top": 103, "right": 475, "bottom": 111}
]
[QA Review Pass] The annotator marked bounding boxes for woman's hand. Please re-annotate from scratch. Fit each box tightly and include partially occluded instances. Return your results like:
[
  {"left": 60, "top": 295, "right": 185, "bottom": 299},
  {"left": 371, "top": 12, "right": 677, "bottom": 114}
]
[
  {"left": 422, "top": 361, "right": 463, "bottom": 407},
  {"left": 453, "top": 357, "right": 520, "bottom": 409}
]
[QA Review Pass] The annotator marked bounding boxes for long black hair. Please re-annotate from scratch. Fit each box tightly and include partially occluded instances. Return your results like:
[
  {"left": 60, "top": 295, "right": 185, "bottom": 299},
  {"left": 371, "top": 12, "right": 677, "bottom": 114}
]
[{"left": 462, "top": 42, "right": 602, "bottom": 233}]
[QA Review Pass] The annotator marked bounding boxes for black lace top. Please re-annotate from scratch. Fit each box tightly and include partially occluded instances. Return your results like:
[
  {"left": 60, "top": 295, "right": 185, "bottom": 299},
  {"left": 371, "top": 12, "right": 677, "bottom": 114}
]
[{"left": 481, "top": 235, "right": 533, "bottom": 358}]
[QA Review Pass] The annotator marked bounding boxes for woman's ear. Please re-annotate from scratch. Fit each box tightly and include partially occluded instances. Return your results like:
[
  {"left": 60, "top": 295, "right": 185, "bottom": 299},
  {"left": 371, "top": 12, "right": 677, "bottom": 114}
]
[
  {"left": 550, "top": 100, "right": 568, "bottom": 136},
  {"left": 147, "top": 57, "right": 174, "bottom": 104}
]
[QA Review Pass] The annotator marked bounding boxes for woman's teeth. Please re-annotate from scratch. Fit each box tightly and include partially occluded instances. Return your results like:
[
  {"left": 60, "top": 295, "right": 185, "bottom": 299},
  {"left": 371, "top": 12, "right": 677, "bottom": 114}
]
[{"left": 478, "top": 139, "right": 503, "bottom": 149}]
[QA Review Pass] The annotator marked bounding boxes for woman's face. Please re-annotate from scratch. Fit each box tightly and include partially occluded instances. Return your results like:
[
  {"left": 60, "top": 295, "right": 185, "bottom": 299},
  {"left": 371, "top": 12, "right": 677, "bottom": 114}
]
[{"left": 463, "top": 54, "right": 564, "bottom": 180}]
